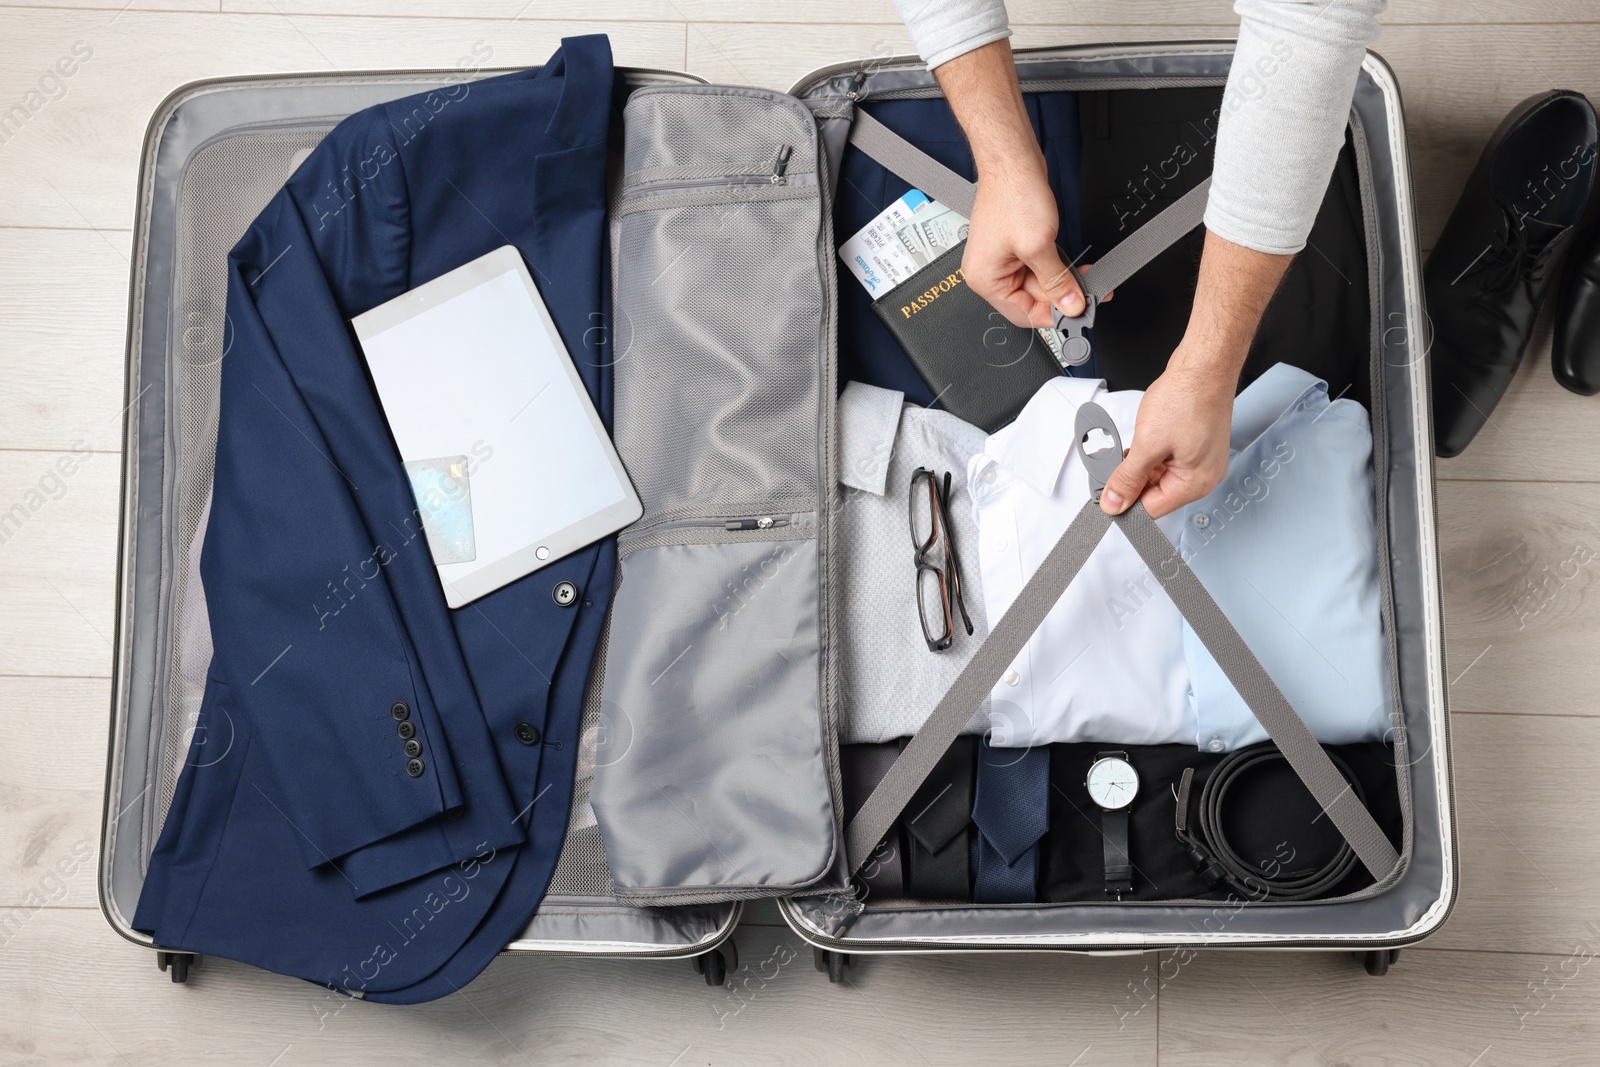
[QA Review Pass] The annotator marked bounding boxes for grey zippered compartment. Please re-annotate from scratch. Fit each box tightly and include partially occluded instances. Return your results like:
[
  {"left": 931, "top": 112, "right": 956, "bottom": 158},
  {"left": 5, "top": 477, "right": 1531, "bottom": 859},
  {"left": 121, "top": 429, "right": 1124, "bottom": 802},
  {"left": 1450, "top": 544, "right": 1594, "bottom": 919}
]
[{"left": 591, "top": 85, "right": 841, "bottom": 901}]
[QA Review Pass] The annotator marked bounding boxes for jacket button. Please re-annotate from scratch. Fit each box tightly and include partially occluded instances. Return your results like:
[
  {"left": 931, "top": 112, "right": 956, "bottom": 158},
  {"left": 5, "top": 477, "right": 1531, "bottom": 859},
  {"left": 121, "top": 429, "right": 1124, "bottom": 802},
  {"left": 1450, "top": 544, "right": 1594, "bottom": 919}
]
[
  {"left": 397, "top": 720, "right": 416, "bottom": 740},
  {"left": 552, "top": 581, "right": 578, "bottom": 607},
  {"left": 515, "top": 723, "right": 541, "bottom": 746},
  {"left": 404, "top": 738, "right": 423, "bottom": 758},
  {"left": 406, "top": 757, "right": 425, "bottom": 778},
  {"left": 391, "top": 701, "right": 410, "bottom": 722}
]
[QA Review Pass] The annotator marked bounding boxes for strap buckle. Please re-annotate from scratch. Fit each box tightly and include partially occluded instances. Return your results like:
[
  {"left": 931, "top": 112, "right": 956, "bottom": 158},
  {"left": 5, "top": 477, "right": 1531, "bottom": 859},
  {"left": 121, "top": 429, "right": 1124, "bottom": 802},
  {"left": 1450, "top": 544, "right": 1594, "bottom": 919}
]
[
  {"left": 1050, "top": 261, "right": 1097, "bottom": 368},
  {"left": 1074, "top": 401, "right": 1123, "bottom": 502}
]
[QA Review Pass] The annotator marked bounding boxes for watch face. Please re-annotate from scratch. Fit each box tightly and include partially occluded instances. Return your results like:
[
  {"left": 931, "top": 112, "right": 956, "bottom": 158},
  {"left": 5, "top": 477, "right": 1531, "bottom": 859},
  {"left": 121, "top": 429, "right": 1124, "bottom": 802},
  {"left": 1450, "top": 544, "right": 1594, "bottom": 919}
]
[{"left": 1086, "top": 757, "right": 1139, "bottom": 810}]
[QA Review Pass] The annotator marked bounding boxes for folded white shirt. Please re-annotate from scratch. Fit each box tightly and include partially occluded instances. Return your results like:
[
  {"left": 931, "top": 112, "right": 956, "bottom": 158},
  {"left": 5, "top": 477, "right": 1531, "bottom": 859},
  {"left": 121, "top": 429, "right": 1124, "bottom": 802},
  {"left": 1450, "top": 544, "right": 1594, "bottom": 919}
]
[{"left": 966, "top": 377, "right": 1194, "bottom": 748}]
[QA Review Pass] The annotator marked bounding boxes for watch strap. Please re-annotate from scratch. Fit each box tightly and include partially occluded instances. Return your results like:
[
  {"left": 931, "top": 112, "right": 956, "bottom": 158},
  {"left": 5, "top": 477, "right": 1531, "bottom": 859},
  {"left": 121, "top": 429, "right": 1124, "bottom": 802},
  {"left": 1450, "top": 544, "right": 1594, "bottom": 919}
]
[{"left": 1103, "top": 808, "right": 1132, "bottom": 897}]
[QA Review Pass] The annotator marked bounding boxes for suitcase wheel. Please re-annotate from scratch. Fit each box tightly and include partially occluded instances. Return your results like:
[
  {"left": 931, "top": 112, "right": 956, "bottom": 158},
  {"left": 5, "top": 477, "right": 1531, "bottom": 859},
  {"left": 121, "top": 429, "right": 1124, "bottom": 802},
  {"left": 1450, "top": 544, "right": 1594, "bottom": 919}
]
[
  {"left": 812, "top": 947, "right": 851, "bottom": 984},
  {"left": 691, "top": 947, "right": 729, "bottom": 986},
  {"left": 1359, "top": 949, "right": 1400, "bottom": 977},
  {"left": 156, "top": 951, "right": 198, "bottom": 983}
]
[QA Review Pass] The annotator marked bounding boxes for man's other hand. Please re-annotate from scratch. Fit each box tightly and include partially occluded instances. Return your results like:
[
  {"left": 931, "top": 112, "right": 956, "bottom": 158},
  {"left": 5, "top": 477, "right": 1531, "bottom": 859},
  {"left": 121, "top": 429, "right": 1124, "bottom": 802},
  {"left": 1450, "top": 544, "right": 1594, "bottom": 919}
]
[
  {"left": 1098, "top": 356, "right": 1234, "bottom": 519},
  {"left": 964, "top": 160, "right": 1087, "bottom": 329},
  {"left": 933, "top": 41, "right": 1090, "bottom": 329},
  {"left": 1099, "top": 230, "right": 1294, "bottom": 519}
]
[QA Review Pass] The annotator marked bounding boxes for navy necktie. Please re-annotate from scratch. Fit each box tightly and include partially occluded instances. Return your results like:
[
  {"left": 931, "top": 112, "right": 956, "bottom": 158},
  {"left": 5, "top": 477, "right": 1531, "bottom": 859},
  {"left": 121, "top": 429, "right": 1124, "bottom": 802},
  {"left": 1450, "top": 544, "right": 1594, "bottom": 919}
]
[{"left": 971, "top": 738, "right": 1049, "bottom": 903}]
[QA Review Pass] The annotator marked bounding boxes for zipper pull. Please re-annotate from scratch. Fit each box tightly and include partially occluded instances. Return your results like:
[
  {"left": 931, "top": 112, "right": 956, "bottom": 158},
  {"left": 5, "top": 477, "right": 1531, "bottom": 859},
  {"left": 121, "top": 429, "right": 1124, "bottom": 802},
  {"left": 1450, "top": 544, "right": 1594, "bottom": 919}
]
[
  {"left": 831, "top": 882, "right": 868, "bottom": 937},
  {"left": 846, "top": 70, "right": 868, "bottom": 101},
  {"left": 771, "top": 144, "right": 793, "bottom": 185},
  {"left": 723, "top": 516, "right": 787, "bottom": 531}
]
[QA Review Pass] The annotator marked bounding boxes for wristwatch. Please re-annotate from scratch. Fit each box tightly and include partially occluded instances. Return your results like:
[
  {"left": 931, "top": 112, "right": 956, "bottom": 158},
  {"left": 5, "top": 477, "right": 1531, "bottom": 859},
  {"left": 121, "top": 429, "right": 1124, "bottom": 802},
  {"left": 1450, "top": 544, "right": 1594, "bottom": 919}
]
[{"left": 1086, "top": 751, "right": 1139, "bottom": 898}]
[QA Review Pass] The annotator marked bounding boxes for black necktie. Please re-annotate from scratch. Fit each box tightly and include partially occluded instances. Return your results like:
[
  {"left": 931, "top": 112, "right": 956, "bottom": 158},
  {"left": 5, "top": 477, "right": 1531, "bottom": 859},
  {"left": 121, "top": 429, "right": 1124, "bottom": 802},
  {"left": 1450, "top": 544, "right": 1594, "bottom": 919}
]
[
  {"left": 841, "top": 743, "right": 905, "bottom": 899},
  {"left": 900, "top": 735, "right": 976, "bottom": 900}
]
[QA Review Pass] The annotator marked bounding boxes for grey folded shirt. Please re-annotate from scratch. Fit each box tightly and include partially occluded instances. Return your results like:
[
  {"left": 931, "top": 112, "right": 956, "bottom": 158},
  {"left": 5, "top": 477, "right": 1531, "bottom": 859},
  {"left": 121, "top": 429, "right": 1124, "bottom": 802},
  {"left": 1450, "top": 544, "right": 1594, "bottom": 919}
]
[{"left": 837, "top": 381, "right": 991, "bottom": 743}]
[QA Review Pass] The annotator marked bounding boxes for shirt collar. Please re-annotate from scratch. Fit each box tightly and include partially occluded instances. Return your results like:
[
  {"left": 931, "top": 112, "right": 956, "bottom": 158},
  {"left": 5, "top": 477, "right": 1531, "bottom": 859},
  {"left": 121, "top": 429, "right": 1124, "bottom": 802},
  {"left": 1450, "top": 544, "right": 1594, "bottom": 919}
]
[
  {"left": 1230, "top": 363, "right": 1327, "bottom": 452},
  {"left": 838, "top": 381, "right": 905, "bottom": 496},
  {"left": 984, "top": 376, "right": 1107, "bottom": 497}
]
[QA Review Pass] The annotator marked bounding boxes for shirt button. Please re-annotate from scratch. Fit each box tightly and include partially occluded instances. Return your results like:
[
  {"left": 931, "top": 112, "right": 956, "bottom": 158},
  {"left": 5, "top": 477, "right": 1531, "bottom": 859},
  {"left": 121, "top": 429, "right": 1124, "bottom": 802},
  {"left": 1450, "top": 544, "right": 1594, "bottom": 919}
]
[
  {"left": 552, "top": 581, "right": 578, "bottom": 607},
  {"left": 515, "top": 723, "right": 541, "bottom": 746},
  {"left": 993, "top": 538, "right": 1008, "bottom": 552},
  {"left": 397, "top": 720, "right": 416, "bottom": 740},
  {"left": 390, "top": 701, "right": 410, "bottom": 722},
  {"left": 403, "top": 738, "right": 423, "bottom": 758},
  {"left": 1207, "top": 738, "right": 1225, "bottom": 753},
  {"left": 1003, "top": 669, "right": 1020, "bottom": 687},
  {"left": 1192, "top": 513, "right": 1211, "bottom": 529},
  {"left": 406, "top": 757, "right": 426, "bottom": 777},
  {"left": 981, "top": 467, "right": 997, "bottom": 485}
]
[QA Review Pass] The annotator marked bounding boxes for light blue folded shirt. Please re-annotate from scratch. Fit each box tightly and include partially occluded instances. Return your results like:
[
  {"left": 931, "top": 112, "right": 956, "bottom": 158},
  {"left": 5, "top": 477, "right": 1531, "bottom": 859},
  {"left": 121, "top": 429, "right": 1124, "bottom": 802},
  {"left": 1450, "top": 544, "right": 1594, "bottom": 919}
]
[{"left": 1178, "top": 363, "right": 1392, "bottom": 752}]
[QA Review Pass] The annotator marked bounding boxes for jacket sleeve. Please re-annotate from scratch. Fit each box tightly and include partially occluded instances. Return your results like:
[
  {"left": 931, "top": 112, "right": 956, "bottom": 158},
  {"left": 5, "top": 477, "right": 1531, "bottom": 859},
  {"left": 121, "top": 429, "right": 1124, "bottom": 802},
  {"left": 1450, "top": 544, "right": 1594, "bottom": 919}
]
[
  {"left": 1205, "top": 0, "right": 1388, "bottom": 255},
  {"left": 199, "top": 183, "right": 523, "bottom": 894},
  {"left": 894, "top": 0, "right": 1012, "bottom": 70}
]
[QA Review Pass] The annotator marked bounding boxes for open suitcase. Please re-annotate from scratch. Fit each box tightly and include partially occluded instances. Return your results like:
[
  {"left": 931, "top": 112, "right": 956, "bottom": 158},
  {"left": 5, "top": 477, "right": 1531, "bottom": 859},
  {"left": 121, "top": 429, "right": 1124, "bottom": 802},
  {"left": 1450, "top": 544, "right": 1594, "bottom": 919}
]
[{"left": 99, "top": 40, "right": 1455, "bottom": 990}]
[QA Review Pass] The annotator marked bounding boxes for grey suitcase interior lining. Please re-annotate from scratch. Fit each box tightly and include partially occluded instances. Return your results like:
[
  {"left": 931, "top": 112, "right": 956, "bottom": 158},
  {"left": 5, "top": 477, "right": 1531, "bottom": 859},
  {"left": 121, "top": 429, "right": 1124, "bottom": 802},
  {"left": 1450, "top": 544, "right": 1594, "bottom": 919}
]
[{"left": 101, "top": 45, "right": 1450, "bottom": 961}]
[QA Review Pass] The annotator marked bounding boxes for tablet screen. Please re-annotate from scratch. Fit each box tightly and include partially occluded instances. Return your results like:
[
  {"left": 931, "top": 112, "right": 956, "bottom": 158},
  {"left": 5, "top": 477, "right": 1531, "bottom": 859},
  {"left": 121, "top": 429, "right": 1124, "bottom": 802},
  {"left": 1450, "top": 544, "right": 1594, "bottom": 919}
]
[{"left": 354, "top": 246, "right": 640, "bottom": 607}]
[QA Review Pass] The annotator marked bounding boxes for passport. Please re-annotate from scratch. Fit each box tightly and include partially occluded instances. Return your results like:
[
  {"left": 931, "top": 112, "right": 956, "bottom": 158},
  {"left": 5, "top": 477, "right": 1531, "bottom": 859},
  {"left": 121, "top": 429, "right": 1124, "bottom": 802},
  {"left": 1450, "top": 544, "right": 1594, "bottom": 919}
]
[{"left": 871, "top": 241, "right": 1064, "bottom": 432}]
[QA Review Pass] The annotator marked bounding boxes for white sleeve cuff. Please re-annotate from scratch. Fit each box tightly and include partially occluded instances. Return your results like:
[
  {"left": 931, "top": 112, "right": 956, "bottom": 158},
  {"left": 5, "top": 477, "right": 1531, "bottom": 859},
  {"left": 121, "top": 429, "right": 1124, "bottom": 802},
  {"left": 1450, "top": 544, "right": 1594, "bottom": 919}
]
[
  {"left": 894, "top": 0, "right": 1013, "bottom": 70},
  {"left": 923, "top": 26, "right": 1013, "bottom": 70},
  {"left": 1203, "top": 203, "right": 1311, "bottom": 258}
]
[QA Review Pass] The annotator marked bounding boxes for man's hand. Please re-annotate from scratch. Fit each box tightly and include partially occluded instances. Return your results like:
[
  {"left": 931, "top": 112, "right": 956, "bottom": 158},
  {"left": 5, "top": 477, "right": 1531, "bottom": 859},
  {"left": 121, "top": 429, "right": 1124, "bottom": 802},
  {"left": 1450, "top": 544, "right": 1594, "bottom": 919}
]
[
  {"left": 1100, "top": 229, "right": 1294, "bottom": 518},
  {"left": 964, "top": 154, "right": 1086, "bottom": 329},
  {"left": 1099, "top": 355, "right": 1234, "bottom": 518},
  {"left": 933, "top": 41, "right": 1087, "bottom": 329}
]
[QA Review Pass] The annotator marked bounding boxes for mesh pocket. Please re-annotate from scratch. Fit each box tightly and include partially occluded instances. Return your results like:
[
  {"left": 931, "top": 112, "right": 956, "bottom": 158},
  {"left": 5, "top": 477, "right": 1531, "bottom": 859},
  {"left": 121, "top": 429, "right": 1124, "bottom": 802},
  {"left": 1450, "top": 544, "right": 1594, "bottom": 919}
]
[
  {"left": 623, "top": 86, "right": 817, "bottom": 182},
  {"left": 614, "top": 110, "right": 824, "bottom": 524}
]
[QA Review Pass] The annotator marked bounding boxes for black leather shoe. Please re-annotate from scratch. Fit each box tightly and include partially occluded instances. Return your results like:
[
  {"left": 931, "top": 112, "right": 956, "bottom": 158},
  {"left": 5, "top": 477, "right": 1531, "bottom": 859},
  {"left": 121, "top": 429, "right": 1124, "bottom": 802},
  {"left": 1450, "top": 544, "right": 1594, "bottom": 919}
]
[
  {"left": 1554, "top": 207, "right": 1600, "bottom": 394},
  {"left": 1426, "top": 90, "right": 1597, "bottom": 457}
]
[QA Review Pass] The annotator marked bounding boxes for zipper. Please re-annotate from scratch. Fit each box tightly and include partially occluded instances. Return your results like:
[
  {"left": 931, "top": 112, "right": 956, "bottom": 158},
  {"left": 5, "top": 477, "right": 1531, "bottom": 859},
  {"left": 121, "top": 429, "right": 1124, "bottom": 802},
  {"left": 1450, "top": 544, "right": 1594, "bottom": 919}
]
[
  {"left": 621, "top": 144, "right": 803, "bottom": 198},
  {"left": 624, "top": 511, "right": 804, "bottom": 537},
  {"left": 771, "top": 144, "right": 793, "bottom": 184},
  {"left": 724, "top": 515, "right": 788, "bottom": 531},
  {"left": 630, "top": 511, "right": 793, "bottom": 534}
]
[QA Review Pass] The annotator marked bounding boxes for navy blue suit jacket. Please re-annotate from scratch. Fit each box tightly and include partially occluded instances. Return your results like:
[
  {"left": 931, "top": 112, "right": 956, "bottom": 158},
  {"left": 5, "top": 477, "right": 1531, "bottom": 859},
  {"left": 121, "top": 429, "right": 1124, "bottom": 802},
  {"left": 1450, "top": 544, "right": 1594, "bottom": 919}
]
[{"left": 134, "top": 36, "right": 618, "bottom": 1003}]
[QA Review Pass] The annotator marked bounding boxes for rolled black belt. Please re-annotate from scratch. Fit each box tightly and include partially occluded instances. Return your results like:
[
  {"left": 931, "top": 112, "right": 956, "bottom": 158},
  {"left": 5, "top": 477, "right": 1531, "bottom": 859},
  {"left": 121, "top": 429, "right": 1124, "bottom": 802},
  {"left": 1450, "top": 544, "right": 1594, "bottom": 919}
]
[{"left": 1175, "top": 742, "right": 1366, "bottom": 902}]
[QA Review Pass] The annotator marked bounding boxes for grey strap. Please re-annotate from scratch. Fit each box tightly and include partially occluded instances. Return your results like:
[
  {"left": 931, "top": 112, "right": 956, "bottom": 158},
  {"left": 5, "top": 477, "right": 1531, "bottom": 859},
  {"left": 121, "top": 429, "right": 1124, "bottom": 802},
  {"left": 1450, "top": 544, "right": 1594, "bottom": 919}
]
[
  {"left": 1074, "top": 179, "right": 1211, "bottom": 300},
  {"left": 846, "top": 109, "right": 1211, "bottom": 301},
  {"left": 1111, "top": 505, "right": 1400, "bottom": 881},
  {"left": 843, "top": 500, "right": 1113, "bottom": 874},
  {"left": 848, "top": 109, "right": 977, "bottom": 218}
]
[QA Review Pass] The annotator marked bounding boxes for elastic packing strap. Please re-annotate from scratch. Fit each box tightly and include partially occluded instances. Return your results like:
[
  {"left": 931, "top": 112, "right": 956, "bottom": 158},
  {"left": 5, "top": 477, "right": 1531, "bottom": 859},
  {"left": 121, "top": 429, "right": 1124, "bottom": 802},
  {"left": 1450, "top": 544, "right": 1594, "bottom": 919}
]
[{"left": 841, "top": 110, "right": 1400, "bottom": 888}]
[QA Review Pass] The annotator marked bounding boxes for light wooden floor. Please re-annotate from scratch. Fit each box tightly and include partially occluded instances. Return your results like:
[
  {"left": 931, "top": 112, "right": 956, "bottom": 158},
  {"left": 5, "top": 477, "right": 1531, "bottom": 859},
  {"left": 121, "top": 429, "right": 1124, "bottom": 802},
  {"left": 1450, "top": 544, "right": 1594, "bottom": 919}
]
[{"left": 3, "top": 1, "right": 1599, "bottom": 1063}]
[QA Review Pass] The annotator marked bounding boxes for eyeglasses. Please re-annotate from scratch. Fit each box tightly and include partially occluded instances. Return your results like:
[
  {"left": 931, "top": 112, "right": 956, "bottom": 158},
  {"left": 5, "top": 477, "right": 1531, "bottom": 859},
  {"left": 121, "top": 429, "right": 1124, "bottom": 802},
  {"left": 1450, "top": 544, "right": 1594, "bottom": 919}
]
[{"left": 910, "top": 467, "right": 974, "bottom": 652}]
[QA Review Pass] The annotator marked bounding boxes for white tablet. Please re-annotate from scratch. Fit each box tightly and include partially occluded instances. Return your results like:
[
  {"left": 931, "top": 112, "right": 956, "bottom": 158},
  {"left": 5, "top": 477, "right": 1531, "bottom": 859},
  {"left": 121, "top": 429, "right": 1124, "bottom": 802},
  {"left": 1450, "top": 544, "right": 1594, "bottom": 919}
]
[{"left": 353, "top": 245, "right": 641, "bottom": 609}]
